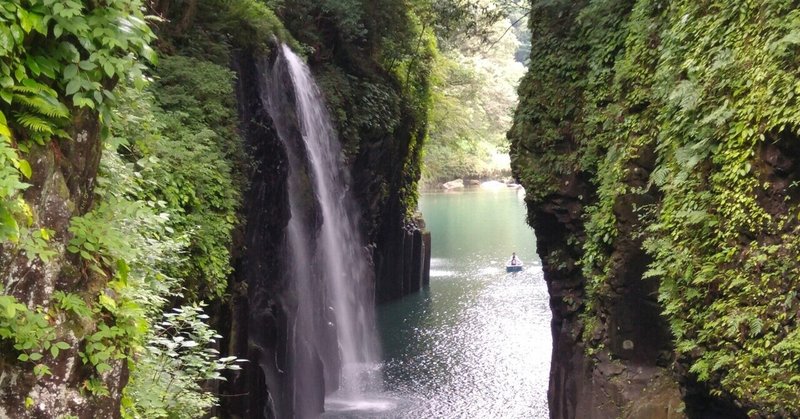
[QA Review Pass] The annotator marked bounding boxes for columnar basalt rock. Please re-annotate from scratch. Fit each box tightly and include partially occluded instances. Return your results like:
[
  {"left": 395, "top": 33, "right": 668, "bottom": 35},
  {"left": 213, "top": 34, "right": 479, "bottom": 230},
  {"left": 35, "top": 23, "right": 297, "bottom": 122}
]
[
  {"left": 221, "top": 37, "right": 431, "bottom": 417},
  {"left": 222, "top": 49, "right": 292, "bottom": 419}
]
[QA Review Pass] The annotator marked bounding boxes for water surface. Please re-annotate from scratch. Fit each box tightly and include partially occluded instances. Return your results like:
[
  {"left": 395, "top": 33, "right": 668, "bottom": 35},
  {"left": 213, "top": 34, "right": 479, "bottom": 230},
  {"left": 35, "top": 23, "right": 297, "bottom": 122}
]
[{"left": 326, "top": 187, "right": 551, "bottom": 418}]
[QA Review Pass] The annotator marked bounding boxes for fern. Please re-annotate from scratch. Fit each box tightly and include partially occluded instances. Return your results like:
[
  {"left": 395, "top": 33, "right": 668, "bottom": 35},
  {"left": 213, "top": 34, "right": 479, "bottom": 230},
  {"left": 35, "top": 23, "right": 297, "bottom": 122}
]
[
  {"left": 690, "top": 358, "right": 711, "bottom": 381},
  {"left": 14, "top": 94, "right": 69, "bottom": 119},
  {"left": 14, "top": 112, "right": 55, "bottom": 134},
  {"left": 10, "top": 83, "right": 58, "bottom": 98}
]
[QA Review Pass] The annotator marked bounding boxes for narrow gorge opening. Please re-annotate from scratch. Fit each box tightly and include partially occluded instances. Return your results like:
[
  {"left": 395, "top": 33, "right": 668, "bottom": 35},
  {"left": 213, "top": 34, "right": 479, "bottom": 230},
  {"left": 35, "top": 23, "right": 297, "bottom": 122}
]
[{"left": 13, "top": 1, "right": 800, "bottom": 418}]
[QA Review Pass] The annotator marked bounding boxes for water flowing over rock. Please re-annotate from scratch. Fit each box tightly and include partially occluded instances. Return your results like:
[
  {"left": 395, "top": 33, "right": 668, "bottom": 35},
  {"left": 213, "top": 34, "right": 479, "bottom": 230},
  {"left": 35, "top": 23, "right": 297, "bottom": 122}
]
[
  {"left": 221, "top": 38, "right": 430, "bottom": 418},
  {"left": 264, "top": 44, "right": 382, "bottom": 416}
]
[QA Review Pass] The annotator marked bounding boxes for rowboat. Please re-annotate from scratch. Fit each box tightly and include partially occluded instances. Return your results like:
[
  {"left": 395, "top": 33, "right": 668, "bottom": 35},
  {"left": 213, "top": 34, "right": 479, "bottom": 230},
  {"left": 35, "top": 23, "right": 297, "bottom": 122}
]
[{"left": 506, "top": 261, "right": 523, "bottom": 272}]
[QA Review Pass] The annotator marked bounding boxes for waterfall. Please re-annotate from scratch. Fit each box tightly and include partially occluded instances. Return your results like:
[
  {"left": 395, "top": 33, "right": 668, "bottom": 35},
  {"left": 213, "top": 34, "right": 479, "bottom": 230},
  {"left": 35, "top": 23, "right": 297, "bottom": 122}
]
[{"left": 263, "top": 44, "right": 383, "bottom": 415}]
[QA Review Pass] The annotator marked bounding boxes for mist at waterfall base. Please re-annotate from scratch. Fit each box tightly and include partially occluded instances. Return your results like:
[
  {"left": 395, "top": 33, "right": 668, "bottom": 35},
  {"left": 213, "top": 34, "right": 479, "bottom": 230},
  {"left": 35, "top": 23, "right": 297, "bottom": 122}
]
[
  {"left": 326, "top": 188, "right": 551, "bottom": 418},
  {"left": 266, "top": 45, "right": 383, "bottom": 417}
]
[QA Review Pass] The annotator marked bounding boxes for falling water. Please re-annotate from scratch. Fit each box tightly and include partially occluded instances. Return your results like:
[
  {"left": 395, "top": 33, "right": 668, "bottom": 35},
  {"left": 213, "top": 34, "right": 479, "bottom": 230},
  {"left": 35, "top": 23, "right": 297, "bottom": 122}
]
[{"left": 264, "top": 44, "right": 384, "bottom": 416}]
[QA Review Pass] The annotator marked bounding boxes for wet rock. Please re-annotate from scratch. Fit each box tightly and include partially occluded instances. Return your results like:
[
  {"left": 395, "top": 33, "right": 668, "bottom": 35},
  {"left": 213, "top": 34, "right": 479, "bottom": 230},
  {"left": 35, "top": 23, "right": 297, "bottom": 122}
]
[{"left": 219, "top": 38, "right": 433, "bottom": 417}]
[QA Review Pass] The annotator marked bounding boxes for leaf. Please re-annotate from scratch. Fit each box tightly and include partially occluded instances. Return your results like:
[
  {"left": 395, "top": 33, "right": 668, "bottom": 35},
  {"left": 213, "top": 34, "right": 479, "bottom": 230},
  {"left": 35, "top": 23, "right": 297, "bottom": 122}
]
[
  {"left": 65, "top": 78, "right": 81, "bottom": 96},
  {"left": 78, "top": 60, "right": 96, "bottom": 71},
  {"left": 96, "top": 362, "right": 112, "bottom": 374},
  {"left": 141, "top": 45, "right": 158, "bottom": 64},
  {"left": 4, "top": 303, "right": 16, "bottom": 318},
  {"left": 25, "top": 58, "right": 40, "bottom": 76},
  {"left": 17, "top": 159, "right": 31, "bottom": 179},
  {"left": 29, "top": 352, "right": 42, "bottom": 361},
  {"left": 102, "top": 62, "right": 114, "bottom": 78},
  {"left": 98, "top": 294, "right": 116, "bottom": 310},
  {"left": 0, "top": 207, "right": 20, "bottom": 243},
  {"left": 63, "top": 64, "right": 78, "bottom": 80},
  {"left": 0, "top": 26, "right": 13, "bottom": 53},
  {"left": 89, "top": 263, "right": 107, "bottom": 277},
  {"left": 16, "top": 113, "right": 54, "bottom": 133},
  {"left": 33, "top": 364, "right": 50, "bottom": 377},
  {"left": 116, "top": 259, "right": 130, "bottom": 283},
  {"left": 0, "top": 111, "right": 10, "bottom": 138}
]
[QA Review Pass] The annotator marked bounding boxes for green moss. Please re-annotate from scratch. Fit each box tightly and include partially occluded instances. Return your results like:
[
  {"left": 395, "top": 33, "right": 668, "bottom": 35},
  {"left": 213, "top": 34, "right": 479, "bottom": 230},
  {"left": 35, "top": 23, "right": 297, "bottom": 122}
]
[
  {"left": 272, "top": 0, "right": 435, "bottom": 221},
  {"left": 155, "top": 0, "right": 299, "bottom": 65},
  {"left": 511, "top": 0, "right": 800, "bottom": 414}
]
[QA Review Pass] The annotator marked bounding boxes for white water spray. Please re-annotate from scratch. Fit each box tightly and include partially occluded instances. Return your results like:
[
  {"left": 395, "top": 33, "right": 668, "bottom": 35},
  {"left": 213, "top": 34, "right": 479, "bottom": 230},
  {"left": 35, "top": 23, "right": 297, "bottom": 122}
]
[{"left": 266, "top": 44, "right": 383, "bottom": 414}]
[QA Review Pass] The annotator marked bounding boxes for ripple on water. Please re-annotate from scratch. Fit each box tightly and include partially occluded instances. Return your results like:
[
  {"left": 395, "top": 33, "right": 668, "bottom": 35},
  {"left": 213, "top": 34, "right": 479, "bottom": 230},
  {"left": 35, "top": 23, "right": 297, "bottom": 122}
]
[
  {"left": 326, "top": 189, "right": 551, "bottom": 418},
  {"left": 366, "top": 267, "right": 551, "bottom": 419}
]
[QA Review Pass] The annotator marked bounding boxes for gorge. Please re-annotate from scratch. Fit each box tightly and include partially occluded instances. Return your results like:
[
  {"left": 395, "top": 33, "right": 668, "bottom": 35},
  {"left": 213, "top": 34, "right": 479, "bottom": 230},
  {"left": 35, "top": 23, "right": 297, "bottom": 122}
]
[{"left": 2, "top": 0, "right": 800, "bottom": 418}]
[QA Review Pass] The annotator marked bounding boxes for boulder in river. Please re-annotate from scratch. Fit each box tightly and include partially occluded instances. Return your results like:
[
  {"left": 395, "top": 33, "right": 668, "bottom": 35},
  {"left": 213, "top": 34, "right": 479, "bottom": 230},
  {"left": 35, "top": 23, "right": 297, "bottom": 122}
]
[{"left": 442, "top": 179, "right": 464, "bottom": 189}]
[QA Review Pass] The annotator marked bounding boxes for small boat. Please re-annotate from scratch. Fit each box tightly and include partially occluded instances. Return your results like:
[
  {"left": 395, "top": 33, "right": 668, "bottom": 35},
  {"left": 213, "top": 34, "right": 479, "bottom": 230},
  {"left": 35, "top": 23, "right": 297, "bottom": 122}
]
[{"left": 506, "top": 261, "right": 523, "bottom": 272}]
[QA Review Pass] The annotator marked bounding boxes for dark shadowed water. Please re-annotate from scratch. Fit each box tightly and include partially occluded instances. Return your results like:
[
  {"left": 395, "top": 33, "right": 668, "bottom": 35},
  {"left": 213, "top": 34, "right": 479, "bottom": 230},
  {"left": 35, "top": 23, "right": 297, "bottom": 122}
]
[{"left": 324, "top": 187, "right": 551, "bottom": 418}]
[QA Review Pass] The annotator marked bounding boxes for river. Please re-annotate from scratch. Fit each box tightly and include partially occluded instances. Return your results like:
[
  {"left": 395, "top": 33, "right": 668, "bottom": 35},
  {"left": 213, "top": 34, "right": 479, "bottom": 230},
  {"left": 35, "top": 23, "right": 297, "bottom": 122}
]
[{"left": 325, "top": 187, "right": 551, "bottom": 418}]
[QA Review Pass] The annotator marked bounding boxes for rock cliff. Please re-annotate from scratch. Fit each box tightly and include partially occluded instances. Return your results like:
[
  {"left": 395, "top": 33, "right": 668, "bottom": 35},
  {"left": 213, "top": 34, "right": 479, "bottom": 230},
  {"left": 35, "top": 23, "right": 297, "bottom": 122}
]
[
  {"left": 511, "top": 0, "right": 800, "bottom": 417},
  {"left": 210, "top": 4, "right": 433, "bottom": 417}
]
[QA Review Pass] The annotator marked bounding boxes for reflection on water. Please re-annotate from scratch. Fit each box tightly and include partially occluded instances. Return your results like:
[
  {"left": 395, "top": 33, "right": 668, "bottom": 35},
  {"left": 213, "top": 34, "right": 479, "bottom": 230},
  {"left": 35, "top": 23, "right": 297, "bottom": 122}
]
[{"left": 325, "top": 188, "right": 551, "bottom": 418}]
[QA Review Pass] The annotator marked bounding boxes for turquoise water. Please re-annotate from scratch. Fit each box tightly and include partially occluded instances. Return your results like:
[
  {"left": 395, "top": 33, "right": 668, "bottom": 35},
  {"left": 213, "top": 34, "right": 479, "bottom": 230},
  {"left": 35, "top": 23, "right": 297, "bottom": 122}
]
[{"left": 325, "top": 187, "right": 551, "bottom": 418}]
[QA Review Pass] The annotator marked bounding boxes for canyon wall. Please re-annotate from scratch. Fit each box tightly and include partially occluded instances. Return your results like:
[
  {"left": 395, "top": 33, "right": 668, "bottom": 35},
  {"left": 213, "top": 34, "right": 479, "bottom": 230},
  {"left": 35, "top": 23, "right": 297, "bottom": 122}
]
[
  {"left": 0, "top": 1, "right": 430, "bottom": 417},
  {"left": 510, "top": 0, "right": 800, "bottom": 417},
  {"left": 202, "top": 3, "right": 435, "bottom": 417}
]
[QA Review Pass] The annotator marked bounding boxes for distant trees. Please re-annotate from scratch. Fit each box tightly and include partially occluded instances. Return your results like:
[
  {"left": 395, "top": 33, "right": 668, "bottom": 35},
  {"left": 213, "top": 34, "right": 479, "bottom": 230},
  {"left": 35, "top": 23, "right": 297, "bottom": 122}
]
[{"left": 422, "top": 0, "right": 528, "bottom": 184}]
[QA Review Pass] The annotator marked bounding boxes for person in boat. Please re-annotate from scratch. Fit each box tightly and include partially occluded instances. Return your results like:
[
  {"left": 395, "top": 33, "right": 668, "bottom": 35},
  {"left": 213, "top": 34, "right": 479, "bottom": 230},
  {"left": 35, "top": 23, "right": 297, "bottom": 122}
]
[{"left": 510, "top": 252, "right": 520, "bottom": 266}]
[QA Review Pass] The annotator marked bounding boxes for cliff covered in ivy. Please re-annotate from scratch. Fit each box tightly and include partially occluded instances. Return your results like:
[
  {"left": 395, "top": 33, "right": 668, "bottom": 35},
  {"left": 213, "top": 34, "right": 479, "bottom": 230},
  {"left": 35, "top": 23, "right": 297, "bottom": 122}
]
[
  {"left": 0, "top": 0, "right": 433, "bottom": 417},
  {"left": 510, "top": 0, "right": 800, "bottom": 417}
]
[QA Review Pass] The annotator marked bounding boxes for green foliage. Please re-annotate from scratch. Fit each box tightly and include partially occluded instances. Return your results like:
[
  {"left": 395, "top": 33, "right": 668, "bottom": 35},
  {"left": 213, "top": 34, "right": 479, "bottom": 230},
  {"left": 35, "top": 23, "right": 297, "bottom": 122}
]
[
  {"left": 423, "top": 13, "right": 526, "bottom": 183},
  {"left": 101, "top": 44, "right": 246, "bottom": 415},
  {"left": 275, "top": 0, "right": 438, "bottom": 215},
  {"left": 122, "top": 303, "right": 245, "bottom": 419},
  {"left": 0, "top": 288, "right": 58, "bottom": 377},
  {"left": 46, "top": 145, "right": 175, "bottom": 389},
  {"left": 83, "top": 79, "right": 241, "bottom": 414},
  {"left": 0, "top": 0, "right": 159, "bottom": 398},
  {"left": 0, "top": 135, "right": 29, "bottom": 243},
  {"left": 0, "top": 0, "right": 251, "bottom": 415},
  {"left": 511, "top": 0, "right": 800, "bottom": 414},
  {"left": 116, "top": 55, "right": 243, "bottom": 300},
  {"left": 195, "top": 0, "right": 297, "bottom": 54},
  {"left": 317, "top": 66, "right": 403, "bottom": 159},
  {"left": 0, "top": 0, "right": 154, "bottom": 145}
]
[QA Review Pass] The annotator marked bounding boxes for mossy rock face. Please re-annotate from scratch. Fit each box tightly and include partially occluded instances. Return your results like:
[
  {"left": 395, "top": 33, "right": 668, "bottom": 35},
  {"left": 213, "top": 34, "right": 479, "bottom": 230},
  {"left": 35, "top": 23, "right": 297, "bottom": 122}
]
[
  {"left": 0, "top": 114, "right": 128, "bottom": 419},
  {"left": 511, "top": 0, "right": 800, "bottom": 416}
]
